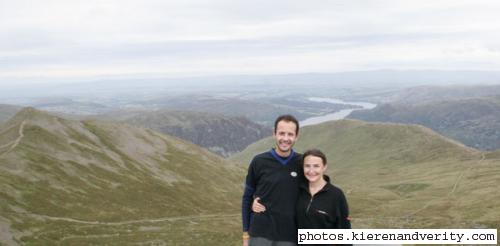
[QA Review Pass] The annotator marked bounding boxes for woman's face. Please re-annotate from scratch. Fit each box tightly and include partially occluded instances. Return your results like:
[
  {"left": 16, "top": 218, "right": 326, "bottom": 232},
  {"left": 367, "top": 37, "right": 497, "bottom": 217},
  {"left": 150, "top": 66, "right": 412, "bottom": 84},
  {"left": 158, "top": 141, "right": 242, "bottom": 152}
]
[{"left": 303, "top": 155, "right": 327, "bottom": 183}]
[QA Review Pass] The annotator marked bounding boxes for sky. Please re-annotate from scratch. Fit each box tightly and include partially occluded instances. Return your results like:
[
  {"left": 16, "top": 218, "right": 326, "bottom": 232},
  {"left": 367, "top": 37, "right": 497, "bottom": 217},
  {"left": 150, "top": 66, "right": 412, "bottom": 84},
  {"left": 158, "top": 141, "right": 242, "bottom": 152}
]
[{"left": 1, "top": 0, "right": 500, "bottom": 85}]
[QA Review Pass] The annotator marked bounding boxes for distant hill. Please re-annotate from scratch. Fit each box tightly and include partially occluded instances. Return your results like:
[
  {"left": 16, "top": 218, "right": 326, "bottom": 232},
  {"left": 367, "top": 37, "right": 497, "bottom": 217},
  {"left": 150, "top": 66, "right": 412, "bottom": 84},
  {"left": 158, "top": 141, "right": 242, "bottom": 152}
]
[
  {"left": 0, "top": 104, "right": 22, "bottom": 124},
  {"left": 4, "top": 70, "right": 500, "bottom": 100},
  {"left": 94, "top": 109, "right": 271, "bottom": 157},
  {"left": 0, "top": 108, "right": 244, "bottom": 245},
  {"left": 232, "top": 120, "right": 500, "bottom": 229},
  {"left": 134, "top": 95, "right": 358, "bottom": 126},
  {"left": 349, "top": 96, "right": 500, "bottom": 151},
  {"left": 486, "top": 150, "right": 500, "bottom": 159},
  {"left": 30, "top": 97, "right": 111, "bottom": 115},
  {"left": 367, "top": 85, "right": 500, "bottom": 104}
]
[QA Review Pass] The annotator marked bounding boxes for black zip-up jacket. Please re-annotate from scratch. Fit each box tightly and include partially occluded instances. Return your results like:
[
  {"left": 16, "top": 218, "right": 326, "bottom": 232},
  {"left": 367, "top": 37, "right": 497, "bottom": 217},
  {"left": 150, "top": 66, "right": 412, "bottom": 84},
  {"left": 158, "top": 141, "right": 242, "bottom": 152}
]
[
  {"left": 296, "top": 175, "right": 351, "bottom": 229},
  {"left": 242, "top": 149, "right": 303, "bottom": 242}
]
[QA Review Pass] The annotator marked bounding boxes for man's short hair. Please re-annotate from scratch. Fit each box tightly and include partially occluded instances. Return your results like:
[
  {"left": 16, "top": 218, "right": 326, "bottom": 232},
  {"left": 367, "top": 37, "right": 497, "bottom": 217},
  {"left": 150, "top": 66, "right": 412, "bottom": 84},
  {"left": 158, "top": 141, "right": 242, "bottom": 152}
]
[
  {"left": 303, "top": 149, "right": 327, "bottom": 165},
  {"left": 274, "top": 114, "right": 299, "bottom": 135}
]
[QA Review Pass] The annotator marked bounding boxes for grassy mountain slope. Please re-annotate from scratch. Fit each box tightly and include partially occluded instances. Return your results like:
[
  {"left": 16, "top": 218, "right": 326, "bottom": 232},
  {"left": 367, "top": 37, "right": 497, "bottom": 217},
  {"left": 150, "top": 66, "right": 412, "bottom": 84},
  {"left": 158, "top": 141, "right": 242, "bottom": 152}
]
[
  {"left": 349, "top": 96, "right": 500, "bottom": 151},
  {"left": 94, "top": 109, "right": 271, "bottom": 157},
  {"left": 232, "top": 120, "right": 500, "bottom": 229},
  {"left": 0, "top": 108, "right": 244, "bottom": 245}
]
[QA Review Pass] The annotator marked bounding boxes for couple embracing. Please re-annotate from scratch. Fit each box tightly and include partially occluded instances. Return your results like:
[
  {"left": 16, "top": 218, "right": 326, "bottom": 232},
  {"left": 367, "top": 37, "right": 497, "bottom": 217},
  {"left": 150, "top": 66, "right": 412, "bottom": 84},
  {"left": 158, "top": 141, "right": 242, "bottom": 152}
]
[{"left": 242, "top": 115, "right": 351, "bottom": 246}]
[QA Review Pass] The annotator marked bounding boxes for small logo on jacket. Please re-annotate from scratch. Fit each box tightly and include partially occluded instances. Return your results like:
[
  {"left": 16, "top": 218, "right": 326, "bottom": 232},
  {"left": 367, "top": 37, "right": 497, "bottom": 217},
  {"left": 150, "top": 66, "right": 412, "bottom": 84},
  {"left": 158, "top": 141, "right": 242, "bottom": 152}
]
[
  {"left": 316, "top": 210, "right": 329, "bottom": 215},
  {"left": 290, "top": 171, "right": 297, "bottom": 177}
]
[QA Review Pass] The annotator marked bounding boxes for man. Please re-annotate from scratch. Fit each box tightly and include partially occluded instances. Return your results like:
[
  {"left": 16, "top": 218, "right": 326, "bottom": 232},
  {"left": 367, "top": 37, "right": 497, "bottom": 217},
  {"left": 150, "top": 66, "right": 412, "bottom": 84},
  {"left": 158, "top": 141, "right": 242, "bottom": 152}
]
[{"left": 242, "top": 114, "right": 303, "bottom": 246}]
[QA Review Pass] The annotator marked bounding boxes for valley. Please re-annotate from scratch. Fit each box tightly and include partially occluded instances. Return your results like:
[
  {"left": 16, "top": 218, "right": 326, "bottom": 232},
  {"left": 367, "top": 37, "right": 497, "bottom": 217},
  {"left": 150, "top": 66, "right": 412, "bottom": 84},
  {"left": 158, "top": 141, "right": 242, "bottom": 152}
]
[{"left": 1, "top": 72, "right": 499, "bottom": 245}]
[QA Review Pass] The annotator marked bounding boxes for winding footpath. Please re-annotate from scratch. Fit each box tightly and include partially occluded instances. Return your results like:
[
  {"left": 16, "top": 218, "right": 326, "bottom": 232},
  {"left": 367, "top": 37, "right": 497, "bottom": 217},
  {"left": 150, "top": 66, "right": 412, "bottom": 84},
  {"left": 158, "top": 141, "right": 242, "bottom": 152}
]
[
  {"left": 405, "top": 152, "right": 486, "bottom": 218},
  {"left": 449, "top": 153, "right": 485, "bottom": 195},
  {"left": 31, "top": 212, "right": 238, "bottom": 226},
  {"left": 32, "top": 213, "right": 240, "bottom": 242},
  {"left": 0, "top": 120, "right": 26, "bottom": 157}
]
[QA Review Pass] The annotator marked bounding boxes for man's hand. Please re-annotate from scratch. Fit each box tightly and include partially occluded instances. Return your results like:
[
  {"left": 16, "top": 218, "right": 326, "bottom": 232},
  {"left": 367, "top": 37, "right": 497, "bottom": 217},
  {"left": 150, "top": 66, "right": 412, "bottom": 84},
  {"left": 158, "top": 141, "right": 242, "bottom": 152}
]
[
  {"left": 243, "top": 232, "right": 249, "bottom": 246},
  {"left": 252, "top": 197, "right": 266, "bottom": 213}
]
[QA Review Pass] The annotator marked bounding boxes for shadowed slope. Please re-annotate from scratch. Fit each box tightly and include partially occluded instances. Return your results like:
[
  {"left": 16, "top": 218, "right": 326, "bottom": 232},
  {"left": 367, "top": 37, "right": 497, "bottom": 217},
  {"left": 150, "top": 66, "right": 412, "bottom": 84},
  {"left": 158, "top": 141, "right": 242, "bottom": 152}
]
[
  {"left": 349, "top": 96, "right": 500, "bottom": 151},
  {"left": 94, "top": 109, "right": 270, "bottom": 157}
]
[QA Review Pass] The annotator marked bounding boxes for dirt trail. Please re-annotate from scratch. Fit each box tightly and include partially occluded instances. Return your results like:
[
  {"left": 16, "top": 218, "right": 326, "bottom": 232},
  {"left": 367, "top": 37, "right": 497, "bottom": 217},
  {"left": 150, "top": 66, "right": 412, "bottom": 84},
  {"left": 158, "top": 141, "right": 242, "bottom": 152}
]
[
  {"left": 0, "top": 218, "right": 18, "bottom": 246},
  {"left": 448, "top": 153, "right": 485, "bottom": 195},
  {"left": 405, "top": 153, "right": 486, "bottom": 218},
  {"left": 32, "top": 213, "right": 239, "bottom": 242},
  {"left": 357, "top": 153, "right": 487, "bottom": 226},
  {"left": 0, "top": 120, "right": 26, "bottom": 156},
  {"left": 32, "top": 213, "right": 238, "bottom": 226}
]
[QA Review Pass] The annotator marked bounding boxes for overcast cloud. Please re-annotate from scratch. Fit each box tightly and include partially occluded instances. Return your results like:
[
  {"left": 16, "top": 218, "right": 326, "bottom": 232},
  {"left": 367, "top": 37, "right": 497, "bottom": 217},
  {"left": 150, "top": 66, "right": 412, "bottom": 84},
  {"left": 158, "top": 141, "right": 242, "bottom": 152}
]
[{"left": 1, "top": 0, "right": 500, "bottom": 84}]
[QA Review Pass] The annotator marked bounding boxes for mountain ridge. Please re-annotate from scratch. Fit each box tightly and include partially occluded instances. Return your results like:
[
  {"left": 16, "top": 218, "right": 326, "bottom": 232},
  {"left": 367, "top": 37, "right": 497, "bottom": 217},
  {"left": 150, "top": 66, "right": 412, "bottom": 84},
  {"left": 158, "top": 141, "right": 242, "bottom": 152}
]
[
  {"left": 232, "top": 119, "right": 480, "bottom": 165},
  {"left": 233, "top": 119, "right": 499, "bottom": 229},
  {"left": 0, "top": 107, "right": 245, "bottom": 244}
]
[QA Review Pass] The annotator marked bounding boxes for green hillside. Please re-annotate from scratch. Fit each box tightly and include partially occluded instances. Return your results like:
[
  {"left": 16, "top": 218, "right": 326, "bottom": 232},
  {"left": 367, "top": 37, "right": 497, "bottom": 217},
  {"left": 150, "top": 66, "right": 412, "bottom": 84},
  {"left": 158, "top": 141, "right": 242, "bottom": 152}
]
[
  {"left": 232, "top": 119, "right": 500, "bottom": 229},
  {"left": 0, "top": 108, "right": 245, "bottom": 245}
]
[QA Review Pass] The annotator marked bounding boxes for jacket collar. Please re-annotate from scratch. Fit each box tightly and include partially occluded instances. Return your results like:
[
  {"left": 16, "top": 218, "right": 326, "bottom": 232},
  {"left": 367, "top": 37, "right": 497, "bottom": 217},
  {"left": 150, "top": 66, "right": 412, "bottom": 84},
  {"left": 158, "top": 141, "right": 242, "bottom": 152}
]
[{"left": 270, "top": 148, "right": 295, "bottom": 166}]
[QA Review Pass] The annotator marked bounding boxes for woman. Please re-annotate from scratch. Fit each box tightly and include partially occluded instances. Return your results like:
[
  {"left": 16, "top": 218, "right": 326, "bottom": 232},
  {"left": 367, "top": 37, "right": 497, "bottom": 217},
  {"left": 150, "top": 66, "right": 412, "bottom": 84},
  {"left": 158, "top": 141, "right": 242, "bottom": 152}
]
[
  {"left": 296, "top": 148, "right": 351, "bottom": 231},
  {"left": 252, "top": 149, "right": 351, "bottom": 244}
]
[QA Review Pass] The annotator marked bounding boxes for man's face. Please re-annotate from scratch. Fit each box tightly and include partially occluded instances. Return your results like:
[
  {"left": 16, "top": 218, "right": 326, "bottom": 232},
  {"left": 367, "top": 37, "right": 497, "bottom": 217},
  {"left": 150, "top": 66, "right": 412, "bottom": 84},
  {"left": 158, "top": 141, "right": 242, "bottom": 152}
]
[{"left": 273, "top": 120, "right": 298, "bottom": 155}]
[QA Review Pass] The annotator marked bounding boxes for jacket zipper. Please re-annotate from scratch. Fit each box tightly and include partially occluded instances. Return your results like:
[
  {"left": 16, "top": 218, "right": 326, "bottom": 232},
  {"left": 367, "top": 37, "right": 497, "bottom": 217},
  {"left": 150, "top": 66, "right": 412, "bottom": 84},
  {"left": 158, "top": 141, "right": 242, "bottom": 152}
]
[
  {"left": 304, "top": 183, "right": 328, "bottom": 214},
  {"left": 306, "top": 195, "right": 313, "bottom": 213}
]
